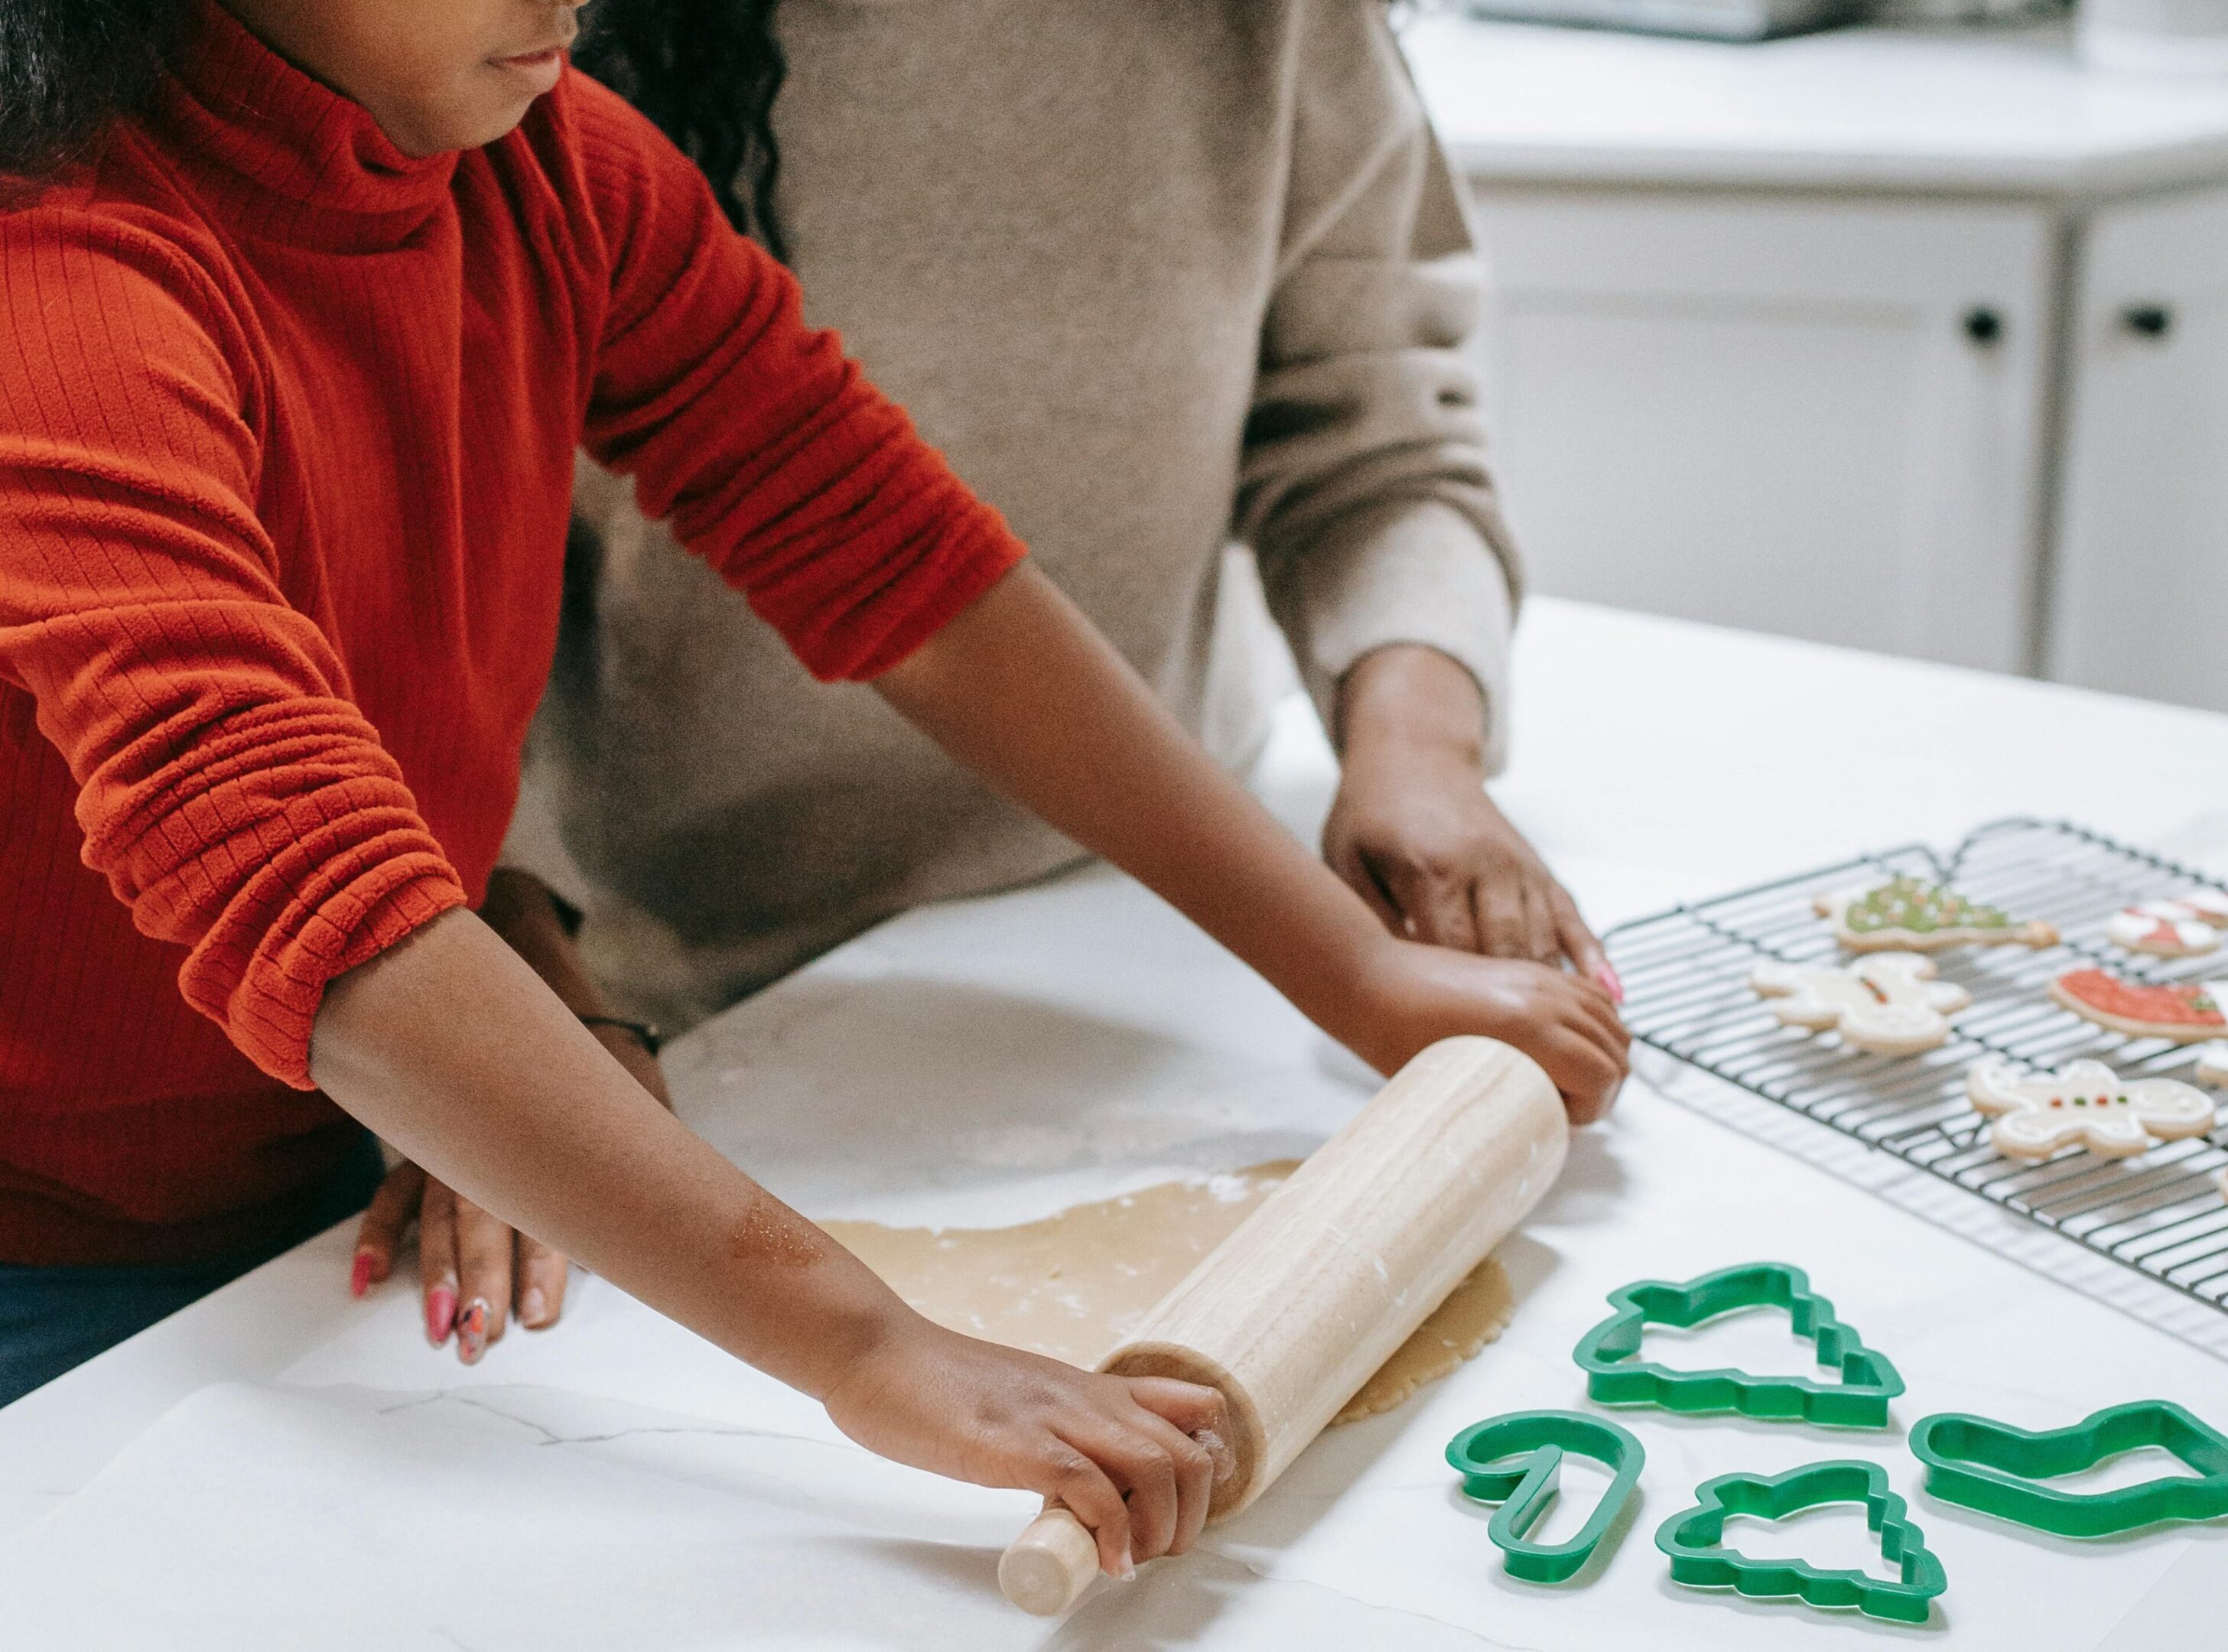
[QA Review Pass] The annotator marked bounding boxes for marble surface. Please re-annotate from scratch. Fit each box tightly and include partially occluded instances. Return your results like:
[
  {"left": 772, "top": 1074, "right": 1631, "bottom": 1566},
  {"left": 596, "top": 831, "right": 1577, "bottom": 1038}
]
[
  {"left": 1407, "top": 18, "right": 2228, "bottom": 196},
  {"left": 3, "top": 599, "right": 2228, "bottom": 1648}
]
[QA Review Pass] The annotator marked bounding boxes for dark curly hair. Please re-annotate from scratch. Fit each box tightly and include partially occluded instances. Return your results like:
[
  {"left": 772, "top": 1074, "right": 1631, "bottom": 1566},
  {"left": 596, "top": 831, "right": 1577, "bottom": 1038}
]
[
  {"left": 0, "top": 0, "right": 181, "bottom": 182},
  {"left": 0, "top": 1, "right": 791, "bottom": 256},
  {"left": 575, "top": 1, "right": 789, "bottom": 260}
]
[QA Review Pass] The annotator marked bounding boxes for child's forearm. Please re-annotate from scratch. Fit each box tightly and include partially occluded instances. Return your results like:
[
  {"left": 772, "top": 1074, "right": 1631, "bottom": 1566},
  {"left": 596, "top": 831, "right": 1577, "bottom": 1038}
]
[
  {"left": 310, "top": 907, "right": 903, "bottom": 1397},
  {"left": 876, "top": 564, "right": 1396, "bottom": 1049}
]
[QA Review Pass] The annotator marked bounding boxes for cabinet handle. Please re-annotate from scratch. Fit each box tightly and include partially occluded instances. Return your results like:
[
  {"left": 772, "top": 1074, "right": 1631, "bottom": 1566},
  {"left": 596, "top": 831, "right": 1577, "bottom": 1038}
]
[
  {"left": 1962, "top": 307, "right": 2003, "bottom": 346},
  {"left": 2121, "top": 304, "right": 2174, "bottom": 340}
]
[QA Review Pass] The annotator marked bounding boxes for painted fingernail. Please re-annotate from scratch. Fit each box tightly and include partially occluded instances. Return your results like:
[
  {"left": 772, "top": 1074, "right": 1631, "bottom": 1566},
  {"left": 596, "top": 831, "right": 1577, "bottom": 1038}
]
[
  {"left": 457, "top": 1296, "right": 490, "bottom": 1364},
  {"left": 519, "top": 1287, "right": 548, "bottom": 1328},
  {"left": 1595, "top": 964, "right": 1626, "bottom": 1005},
  {"left": 349, "top": 1250, "right": 376, "bottom": 1299},
  {"left": 424, "top": 1284, "right": 457, "bottom": 1347}
]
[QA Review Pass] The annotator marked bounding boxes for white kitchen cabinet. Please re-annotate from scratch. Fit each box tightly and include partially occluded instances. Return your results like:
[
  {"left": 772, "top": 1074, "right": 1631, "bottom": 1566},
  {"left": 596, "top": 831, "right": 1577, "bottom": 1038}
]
[
  {"left": 1468, "top": 192, "right": 2054, "bottom": 672},
  {"left": 2048, "top": 184, "right": 2228, "bottom": 714},
  {"left": 1412, "top": 17, "right": 2228, "bottom": 689}
]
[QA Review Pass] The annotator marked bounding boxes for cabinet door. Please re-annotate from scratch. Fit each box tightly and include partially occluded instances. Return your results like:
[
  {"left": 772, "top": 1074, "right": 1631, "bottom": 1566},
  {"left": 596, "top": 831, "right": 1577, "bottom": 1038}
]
[
  {"left": 1469, "top": 191, "right": 2054, "bottom": 672},
  {"left": 2049, "top": 186, "right": 2228, "bottom": 714}
]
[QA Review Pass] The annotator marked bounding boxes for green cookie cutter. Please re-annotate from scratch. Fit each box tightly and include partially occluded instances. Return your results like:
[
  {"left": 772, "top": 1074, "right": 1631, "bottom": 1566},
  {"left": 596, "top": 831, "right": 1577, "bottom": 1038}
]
[
  {"left": 1445, "top": 1410, "right": 1646, "bottom": 1584},
  {"left": 1572, "top": 1261, "right": 1904, "bottom": 1427},
  {"left": 1655, "top": 1459, "right": 1947, "bottom": 1625},
  {"left": 1911, "top": 1400, "right": 2228, "bottom": 1538}
]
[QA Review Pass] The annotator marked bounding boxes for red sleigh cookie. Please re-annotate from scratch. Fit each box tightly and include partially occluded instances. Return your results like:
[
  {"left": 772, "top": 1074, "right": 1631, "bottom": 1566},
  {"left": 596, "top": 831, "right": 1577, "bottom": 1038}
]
[{"left": 2050, "top": 969, "right": 2228, "bottom": 1044}]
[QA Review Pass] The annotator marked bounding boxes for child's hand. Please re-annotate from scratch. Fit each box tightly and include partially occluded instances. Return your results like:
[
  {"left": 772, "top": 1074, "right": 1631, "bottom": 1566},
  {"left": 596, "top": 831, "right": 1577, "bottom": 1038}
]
[
  {"left": 824, "top": 1318, "right": 1234, "bottom": 1578},
  {"left": 1338, "top": 937, "right": 1630, "bottom": 1124}
]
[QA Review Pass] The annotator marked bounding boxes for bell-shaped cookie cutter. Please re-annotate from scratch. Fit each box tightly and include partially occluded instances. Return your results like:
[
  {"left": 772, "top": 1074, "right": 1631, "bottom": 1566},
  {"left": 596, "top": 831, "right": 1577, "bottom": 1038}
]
[
  {"left": 1444, "top": 1410, "right": 1645, "bottom": 1583},
  {"left": 1655, "top": 1459, "right": 1947, "bottom": 1625},
  {"left": 1572, "top": 1261, "right": 1904, "bottom": 1427},
  {"left": 1911, "top": 1400, "right": 2228, "bottom": 1537}
]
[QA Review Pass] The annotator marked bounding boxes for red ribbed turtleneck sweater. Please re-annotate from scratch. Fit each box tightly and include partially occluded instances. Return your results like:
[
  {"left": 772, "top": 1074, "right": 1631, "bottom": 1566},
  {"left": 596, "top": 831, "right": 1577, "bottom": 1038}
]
[{"left": 0, "top": 5, "right": 1025, "bottom": 1264}]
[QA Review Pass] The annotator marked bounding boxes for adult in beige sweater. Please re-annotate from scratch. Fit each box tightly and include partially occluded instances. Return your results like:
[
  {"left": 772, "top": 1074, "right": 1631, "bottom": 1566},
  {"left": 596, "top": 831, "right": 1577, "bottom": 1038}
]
[{"left": 358, "top": 0, "right": 1621, "bottom": 1351}]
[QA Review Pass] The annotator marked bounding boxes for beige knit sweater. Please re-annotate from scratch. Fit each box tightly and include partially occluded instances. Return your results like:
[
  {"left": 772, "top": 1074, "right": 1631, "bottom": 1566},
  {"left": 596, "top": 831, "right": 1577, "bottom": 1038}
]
[{"left": 515, "top": 0, "right": 1521, "bottom": 1026}]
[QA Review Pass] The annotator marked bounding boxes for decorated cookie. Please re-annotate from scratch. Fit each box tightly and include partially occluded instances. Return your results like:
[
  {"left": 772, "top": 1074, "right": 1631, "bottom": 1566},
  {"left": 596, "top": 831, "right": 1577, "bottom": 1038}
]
[
  {"left": 2197, "top": 1042, "right": 2228, "bottom": 1088},
  {"left": 1814, "top": 876, "right": 2057, "bottom": 954},
  {"left": 1751, "top": 954, "right": 1972, "bottom": 1055},
  {"left": 2051, "top": 970, "right": 2228, "bottom": 1043},
  {"left": 1966, "top": 1059, "right": 2217, "bottom": 1162},
  {"left": 2107, "top": 896, "right": 2228, "bottom": 958}
]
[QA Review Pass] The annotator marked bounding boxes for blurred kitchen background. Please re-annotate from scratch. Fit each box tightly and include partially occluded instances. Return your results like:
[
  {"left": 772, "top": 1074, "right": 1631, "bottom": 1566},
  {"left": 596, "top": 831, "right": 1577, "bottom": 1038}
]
[{"left": 1400, "top": 0, "right": 2228, "bottom": 713}]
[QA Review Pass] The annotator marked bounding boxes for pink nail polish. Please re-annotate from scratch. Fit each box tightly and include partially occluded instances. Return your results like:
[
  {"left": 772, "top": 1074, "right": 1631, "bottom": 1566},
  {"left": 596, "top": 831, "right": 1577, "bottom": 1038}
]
[
  {"left": 349, "top": 1251, "right": 376, "bottom": 1299},
  {"left": 424, "top": 1285, "right": 457, "bottom": 1346},
  {"left": 457, "top": 1296, "right": 490, "bottom": 1364},
  {"left": 1596, "top": 964, "right": 1626, "bottom": 1006}
]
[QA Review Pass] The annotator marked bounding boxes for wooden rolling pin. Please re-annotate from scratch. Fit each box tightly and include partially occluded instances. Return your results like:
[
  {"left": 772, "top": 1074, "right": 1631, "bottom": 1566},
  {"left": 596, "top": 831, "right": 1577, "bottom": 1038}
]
[{"left": 997, "top": 1035, "right": 1567, "bottom": 1615}]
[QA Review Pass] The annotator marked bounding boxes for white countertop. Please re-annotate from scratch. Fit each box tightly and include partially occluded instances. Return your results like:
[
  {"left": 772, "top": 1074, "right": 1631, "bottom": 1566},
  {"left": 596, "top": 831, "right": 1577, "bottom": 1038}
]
[
  {"left": 4, "top": 599, "right": 2228, "bottom": 1649},
  {"left": 1408, "top": 16, "right": 2228, "bottom": 197}
]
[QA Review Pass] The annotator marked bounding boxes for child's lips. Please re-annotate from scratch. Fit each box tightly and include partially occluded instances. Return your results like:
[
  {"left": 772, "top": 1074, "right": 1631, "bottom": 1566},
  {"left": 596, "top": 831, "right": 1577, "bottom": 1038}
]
[{"left": 490, "top": 42, "right": 569, "bottom": 90}]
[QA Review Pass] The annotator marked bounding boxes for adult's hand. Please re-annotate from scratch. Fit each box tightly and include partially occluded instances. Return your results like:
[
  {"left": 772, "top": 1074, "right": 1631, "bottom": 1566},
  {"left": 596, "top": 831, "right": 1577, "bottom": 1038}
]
[{"left": 1327, "top": 645, "right": 1619, "bottom": 1000}]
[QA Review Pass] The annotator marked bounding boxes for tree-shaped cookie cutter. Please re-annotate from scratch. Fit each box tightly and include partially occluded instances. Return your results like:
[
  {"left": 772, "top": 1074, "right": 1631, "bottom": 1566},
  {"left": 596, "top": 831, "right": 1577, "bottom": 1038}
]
[
  {"left": 1655, "top": 1459, "right": 1947, "bottom": 1625},
  {"left": 1572, "top": 1261, "right": 1904, "bottom": 1427},
  {"left": 1911, "top": 1400, "right": 2228, "bottom": 1537},
  {"left": 1445, "top": 1410, "right": 1645, "bottom": 1584}
]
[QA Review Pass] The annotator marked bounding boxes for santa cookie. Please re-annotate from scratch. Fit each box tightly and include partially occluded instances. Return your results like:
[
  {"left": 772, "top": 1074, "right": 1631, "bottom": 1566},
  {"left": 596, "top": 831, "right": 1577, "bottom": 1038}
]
[
  {"left": 2051, "top": 970, "right": 2228, "bottom": 1043},
  {"left": 1752, "top": 954, "right": 1971, "bottom": 1055},
  {"left": 1967, "top": 1058, "right": 2218, "bottom": 1162},
  {"left": 1815, "top": 876, "right": 2057, "bottom": 953},
  {"left": 2106, "top": 895, "right": 2228, "bottom": 958},
  {"left": 2195, "top": 1042, "right": 2228, "bottom": 1087}
]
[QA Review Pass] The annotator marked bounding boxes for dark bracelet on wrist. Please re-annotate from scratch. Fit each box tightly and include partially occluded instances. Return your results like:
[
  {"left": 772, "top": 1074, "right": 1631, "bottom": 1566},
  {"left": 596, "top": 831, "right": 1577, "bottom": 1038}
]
[{"left": 579, "top": 1013, "right": 663, "bottom": 1056}]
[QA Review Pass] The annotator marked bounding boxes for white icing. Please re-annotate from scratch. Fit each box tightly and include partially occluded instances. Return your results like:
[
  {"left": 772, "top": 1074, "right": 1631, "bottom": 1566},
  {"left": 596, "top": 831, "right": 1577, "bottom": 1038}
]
[
  {"left": 2106, "top": 899, "right": 2227, "bottom": 958},
  {"left": 1751, "top": 953, "right": 1971, "bottom": 1054},
  {"left": 1966, "top": 1058, "right": 2220, "bottom": 1162}
]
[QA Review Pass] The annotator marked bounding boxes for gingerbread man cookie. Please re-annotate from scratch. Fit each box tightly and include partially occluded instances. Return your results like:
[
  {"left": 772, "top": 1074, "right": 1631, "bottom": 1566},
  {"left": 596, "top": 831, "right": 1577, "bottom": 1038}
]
[
  {"left": 1752, "top": 954, "right": 1972, "bottom": 1055},
  {"left": 2106, "top": 895, "right": 2228, "bottom": 958},
  {"left": 1815, "top": 876, "right": 2057, "bottom": 954},
  {"left": 1967, "top": 1059, "right": 2218, "bottom": 1162},
  {"left": 2051, "top": 970, "right": 2228, "bottom": 1043}
]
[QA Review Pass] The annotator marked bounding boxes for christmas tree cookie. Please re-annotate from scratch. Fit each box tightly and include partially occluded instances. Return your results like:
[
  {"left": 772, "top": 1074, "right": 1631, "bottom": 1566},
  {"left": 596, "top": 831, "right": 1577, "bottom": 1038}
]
[
  {"left": 2051, "top": 970, "right": 2228, "bottom": 1042},
  {"left": 1815, "top": 876, "right": 2057, "bottom": 954}
]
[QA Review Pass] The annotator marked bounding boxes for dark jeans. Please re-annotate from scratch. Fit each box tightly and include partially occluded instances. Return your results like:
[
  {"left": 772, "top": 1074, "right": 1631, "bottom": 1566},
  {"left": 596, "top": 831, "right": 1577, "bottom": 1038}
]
[{"left": 0, "top": 1129, "right": 385, "bottom": 1408}]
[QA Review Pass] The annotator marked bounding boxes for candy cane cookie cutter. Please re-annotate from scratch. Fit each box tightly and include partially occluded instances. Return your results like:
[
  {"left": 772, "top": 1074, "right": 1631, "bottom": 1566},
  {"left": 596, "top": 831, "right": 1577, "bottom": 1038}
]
[
  {"left": 1655, "top": 1459, "right": 1947, "bottom": 1625},
  {"left": 1911, "top": 1401, "right": 2228, "bottom": 1538},
  {"left": 1445, "top": 1410, "right": 1644, "bottom": 1584},
  {"left": 1573, "top": 1262, "right": 1904, "bottom": 1428}
]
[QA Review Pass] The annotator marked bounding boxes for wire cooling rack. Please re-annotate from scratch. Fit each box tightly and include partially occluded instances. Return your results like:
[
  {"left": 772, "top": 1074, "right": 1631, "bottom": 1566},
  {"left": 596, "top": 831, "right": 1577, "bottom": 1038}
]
[{"left": 1602, "top": 818, "right": 2228, "bottom": 1318}]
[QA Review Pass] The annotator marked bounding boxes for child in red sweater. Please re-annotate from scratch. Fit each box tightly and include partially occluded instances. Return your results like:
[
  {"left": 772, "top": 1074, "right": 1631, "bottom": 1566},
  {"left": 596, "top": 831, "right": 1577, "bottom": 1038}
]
[{"left": 0, "top": 0, "right": 1625, "bottom": 1576}]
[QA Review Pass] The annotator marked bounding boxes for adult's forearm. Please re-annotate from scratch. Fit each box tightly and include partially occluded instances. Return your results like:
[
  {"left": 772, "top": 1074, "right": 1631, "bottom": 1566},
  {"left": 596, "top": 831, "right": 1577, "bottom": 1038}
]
[
  {"left": 874, "top": 564, "right": 1391, "bottom": 1046},
  {"left": 310, "top": 908, "right": 903, "bottom": 1396},
  {"left": 1336, "top": 643, "right": 1488, "bottom": 769}
]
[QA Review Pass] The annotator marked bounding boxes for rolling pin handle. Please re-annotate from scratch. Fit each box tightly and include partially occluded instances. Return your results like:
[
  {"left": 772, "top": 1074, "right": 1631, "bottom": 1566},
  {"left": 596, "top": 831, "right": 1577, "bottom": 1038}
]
[{"left": 999, "top": 1504, "right": 1102, "bottom": 1616}]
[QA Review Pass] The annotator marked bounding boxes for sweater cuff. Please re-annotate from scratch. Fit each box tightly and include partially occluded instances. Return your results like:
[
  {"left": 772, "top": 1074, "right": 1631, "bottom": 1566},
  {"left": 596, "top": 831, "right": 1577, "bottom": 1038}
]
[
  {"left": 151, "top": 766, "right": 473, "bottom": 1090},
  {"left": 1269, "top": 497, "right": 1518, "bottom": 775}
]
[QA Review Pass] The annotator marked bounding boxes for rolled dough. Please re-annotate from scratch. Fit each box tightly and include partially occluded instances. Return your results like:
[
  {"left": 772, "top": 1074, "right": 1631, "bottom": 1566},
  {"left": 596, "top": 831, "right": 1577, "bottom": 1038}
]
[{"left": 824, "top": 1163, "right": 1514, "bottom": 1426}]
